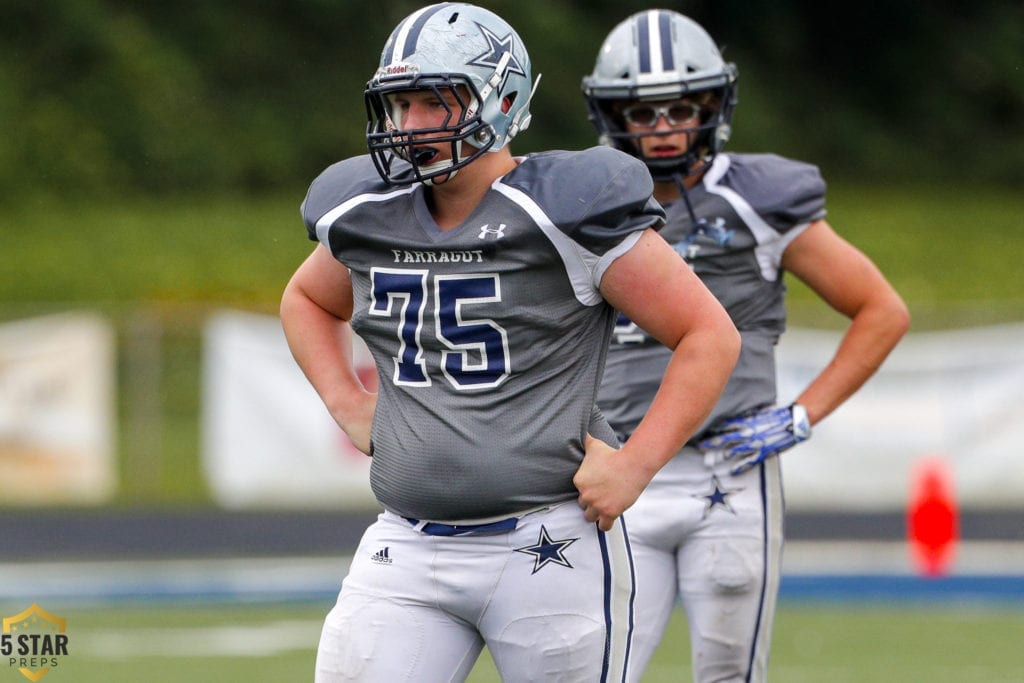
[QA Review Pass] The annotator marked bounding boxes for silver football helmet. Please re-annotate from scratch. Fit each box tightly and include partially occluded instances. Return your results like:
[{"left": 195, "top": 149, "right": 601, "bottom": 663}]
[
  {"left": 365, "top": 3, "right": 539, "bottom": 185},
  {"left": 582, "top": 10, "right": 738, "bottom": 179}
]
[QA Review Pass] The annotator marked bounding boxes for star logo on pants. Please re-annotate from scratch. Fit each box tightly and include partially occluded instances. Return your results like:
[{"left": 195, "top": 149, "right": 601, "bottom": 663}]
[
  {"left": 695, "top": 475, "right": 742, "bottom": 518},
  {"left": 514, "top": 525, "right": 578, "bottom": 574}
]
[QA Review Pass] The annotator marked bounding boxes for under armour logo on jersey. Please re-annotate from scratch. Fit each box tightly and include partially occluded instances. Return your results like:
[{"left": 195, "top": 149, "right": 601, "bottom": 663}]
[
  {"left": 514, "top": 525, "right": 578, "bottom": 574},
  {"left": 370, "top": 547, "right": 393, "bottom": 565},
  {"left": 478, "top": 223, "right": 507, "bottom": 240},
  {"left": 694, "top": 475, "right": 742, "bottom": 518}
]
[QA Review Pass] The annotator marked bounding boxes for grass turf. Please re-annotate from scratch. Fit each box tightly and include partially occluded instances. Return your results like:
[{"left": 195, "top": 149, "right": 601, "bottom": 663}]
[{"left": 9, "top": 600, "right": 1020, "bottom": 682}]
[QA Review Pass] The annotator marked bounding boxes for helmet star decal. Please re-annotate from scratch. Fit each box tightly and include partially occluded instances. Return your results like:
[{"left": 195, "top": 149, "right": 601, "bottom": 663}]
[
  {"left": 514, "top": 525, "right": 578, "bottom": 574},
  {"left": 467, "top": 23, "right": 526, "bottom": 82}
]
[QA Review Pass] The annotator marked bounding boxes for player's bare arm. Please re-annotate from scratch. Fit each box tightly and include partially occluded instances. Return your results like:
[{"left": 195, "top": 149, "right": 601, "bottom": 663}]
[
  {"left": 574, "top": 228, "right": 740, "bottom": 530},
  {"left": 280, "top": 244, "right": 377, "bottom": 454},
  {"left": 782, "top": 219, "right": 910, "bottom": 425}
]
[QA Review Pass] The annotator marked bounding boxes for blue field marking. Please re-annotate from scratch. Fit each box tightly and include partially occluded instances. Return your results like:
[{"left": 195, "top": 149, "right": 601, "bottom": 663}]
[
  {"left": 781, "top": 574, "right": 1024, "bottom": 604},
  {"left": 0, "top": 557, "right": 347, "bottom": 606},
  {"left": 2, "top": 558, "right": 1023, "bottom": 606}
]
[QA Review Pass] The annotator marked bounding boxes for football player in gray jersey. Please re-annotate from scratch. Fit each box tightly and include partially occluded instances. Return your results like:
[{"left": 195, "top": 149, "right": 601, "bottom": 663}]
[
  {"left": 281, "top": 4, "right": 739, "bottom": 681},
  {"left": 584, "top": 9, "right": 910, "bottom": 683}
]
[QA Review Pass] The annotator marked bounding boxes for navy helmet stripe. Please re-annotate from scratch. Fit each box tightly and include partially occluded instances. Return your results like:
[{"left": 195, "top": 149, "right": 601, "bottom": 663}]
[
  {"left": 658, "top": 11, "right": 675, "bottom": 71},
  {"left": 636, "top": 13, "right": 651, "bottom": 74},
  {"left": 399, "top": 2, "right": 452, "bottom": 60}
]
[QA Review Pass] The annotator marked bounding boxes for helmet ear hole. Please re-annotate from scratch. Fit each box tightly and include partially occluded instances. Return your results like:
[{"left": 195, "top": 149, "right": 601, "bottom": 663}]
[{"left": 501, "top": 94, "right": 516, "bottom": 114}]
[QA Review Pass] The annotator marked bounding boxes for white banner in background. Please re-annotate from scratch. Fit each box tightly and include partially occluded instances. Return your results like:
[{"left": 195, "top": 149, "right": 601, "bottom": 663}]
[
  {"left": 776, "top": 323, "right": 1024, "bottom": 510},
  {"left": 201, "top": 310, "right": 377, "bottom": 509},
  {"left": 0, "top": 313, "right": 117, "bottom": 504},
  {"left": 202, "top": 311, "right": 1024, "bottom": 512}
]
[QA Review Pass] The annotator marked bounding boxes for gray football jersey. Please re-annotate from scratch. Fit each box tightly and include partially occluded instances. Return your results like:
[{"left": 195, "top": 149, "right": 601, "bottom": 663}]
[
  {"left": 301, "top": 147, "right": 664, "bottom": 520},
  {"left": 598, "top": 152, "right": 826, "bottom": 441}
]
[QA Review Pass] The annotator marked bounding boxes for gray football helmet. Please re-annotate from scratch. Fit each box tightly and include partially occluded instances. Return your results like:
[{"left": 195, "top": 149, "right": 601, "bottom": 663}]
[
  {"left": 582, "top": 10, "right": 738, "bottom": 179},
  {"left": 366, "top": 3, "right": 539, "bottom": 185}
]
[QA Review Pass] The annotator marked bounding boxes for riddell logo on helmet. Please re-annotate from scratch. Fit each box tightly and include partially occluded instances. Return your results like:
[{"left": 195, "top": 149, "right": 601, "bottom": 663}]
[{"left": 382, "top": 62, "right": 419, "bottom": 76}]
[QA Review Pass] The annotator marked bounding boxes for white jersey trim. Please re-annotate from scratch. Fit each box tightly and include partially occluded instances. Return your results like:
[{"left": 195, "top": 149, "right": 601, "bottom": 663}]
[
  {"left": 702, "top": 155, "right": 794, "bottom": 282},
  {"left": 314, "top": 186, "right": 418, "bottom": 246},
  {"left": 776, "top": 220, "right": 812, "bottom": 259},
  {"left": 492, "top": 180, "right": 608, "bottom": 306},
  {"left": 595, "top": 230, "right": 644, "bottom": 287}
]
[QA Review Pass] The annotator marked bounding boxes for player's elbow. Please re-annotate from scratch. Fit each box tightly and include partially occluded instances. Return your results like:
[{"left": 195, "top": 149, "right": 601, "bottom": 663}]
[
  {"left": 889, "top": 295, "right": 912, "bottom": 338},
  {"left": 698, "top": 306, "right": 741, "bottom": 377},
  {"left": 279, "top": 277, "right": 303, "bottom": 329},
  {"left": 876, "top": 290, "right": 912, "bottom": 347},
  {"left": 718, "top": 315, "right": 742, "bottom": 372},
  {"left": 280, "top": 275, "right": 326, "bottom": 338}
]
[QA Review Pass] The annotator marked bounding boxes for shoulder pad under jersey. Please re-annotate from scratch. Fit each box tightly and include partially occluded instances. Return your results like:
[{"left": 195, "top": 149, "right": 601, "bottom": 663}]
[
  {"left": 501, "top": 147, "right": 665, "bottom": 252},
  {"left": 300, "top": 155, "right": 407, "bottom": 241},
  {"left": 707, "top": 153, "right": 826, "bottom": 233}
]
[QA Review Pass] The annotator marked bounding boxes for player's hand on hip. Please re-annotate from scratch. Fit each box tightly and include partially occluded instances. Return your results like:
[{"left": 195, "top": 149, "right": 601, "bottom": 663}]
[
  {"left": 574, "top": 434, "right": 649, "bottom": 532},
  {"left": 698, "top": 403, "right": 811, "bottom": 476},
  {"left": 332, "top": 390, "right": 378, "bottom": 456}
]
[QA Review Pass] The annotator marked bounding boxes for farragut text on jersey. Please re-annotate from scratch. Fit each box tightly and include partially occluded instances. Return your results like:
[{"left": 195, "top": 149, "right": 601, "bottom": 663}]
[{"left": 391, "top": 249, "right": 486, "bottom": 263}]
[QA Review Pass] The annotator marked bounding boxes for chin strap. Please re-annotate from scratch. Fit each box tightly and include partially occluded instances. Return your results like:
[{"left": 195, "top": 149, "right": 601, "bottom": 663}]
[
  {"left": 507, "top": 73, "right": 542, "bottom": 140},
  {"left": 465, "top": 50, "right": 509, "bottom": 147},
  {"left": 671, "top": 172, "right": 710, "bottom": 238},
  {"left": 473, "top": 51, "right": 512, "bottom": 111}
]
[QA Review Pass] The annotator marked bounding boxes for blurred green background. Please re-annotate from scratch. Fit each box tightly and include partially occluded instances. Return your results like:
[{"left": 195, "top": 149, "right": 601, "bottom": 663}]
[
  {"left": 2, "top": 0, "right": 1023, "bottom": 505},
  {"left": 3, "top": 0, "right": 1023, "bottom": 198}
]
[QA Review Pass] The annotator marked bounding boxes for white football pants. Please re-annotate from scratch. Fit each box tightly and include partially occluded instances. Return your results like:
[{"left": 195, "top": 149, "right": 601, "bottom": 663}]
[
  {"left": 625, "top": 448, "right": 784, "bottom": 683},
  {"left": 315, "top": 501, "right": 636, "bottom": 682}
]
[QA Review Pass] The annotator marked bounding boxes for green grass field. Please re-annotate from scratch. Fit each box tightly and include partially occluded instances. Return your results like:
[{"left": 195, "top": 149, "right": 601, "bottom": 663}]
[
  {"left": 5, "top": 183, "right": 1024, "bottom": 327},
  {"left": 12, "top": 600, "right": 1021, "bottom": 682}
]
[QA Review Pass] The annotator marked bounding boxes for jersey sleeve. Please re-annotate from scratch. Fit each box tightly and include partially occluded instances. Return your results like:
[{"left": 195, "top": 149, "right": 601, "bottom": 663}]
[
  {"left": 564, "top": 148, "right": 666, "bottom": 255},
  {"left": 299, "top": 156, "right": 391, "bottom": 243},
  {"left": 504, "top": 147, "right": 666, "bottom": 255},
  {"left": 495, "top": 147, "right": 666, "bottom": 305},
  {"left": 300, "top": 163, "right": 342, "bottom": 243},
  {"left": 724, "top": 153, "right": 827, "bottom": 233}
]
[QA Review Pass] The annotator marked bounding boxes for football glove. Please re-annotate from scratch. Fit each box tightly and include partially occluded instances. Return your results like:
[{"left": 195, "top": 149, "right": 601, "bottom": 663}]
[{"left": 698, "top": 403, "right": 811, "bottom": 475}]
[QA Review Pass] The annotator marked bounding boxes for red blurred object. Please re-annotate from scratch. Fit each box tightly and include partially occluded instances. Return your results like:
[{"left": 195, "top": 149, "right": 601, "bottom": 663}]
[{"left": 907, "top": 458, "right": 959, "bottom": 577}]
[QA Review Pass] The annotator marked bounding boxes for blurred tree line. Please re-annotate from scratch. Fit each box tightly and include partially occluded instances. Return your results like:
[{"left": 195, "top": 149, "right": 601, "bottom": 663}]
[{"left": 2, "top": 0, "right": 1021, "bottom": 203}]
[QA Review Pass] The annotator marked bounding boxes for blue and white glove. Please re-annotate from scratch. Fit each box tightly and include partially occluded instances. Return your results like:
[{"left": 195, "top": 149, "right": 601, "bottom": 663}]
[{"left": 698, "top": 404, "right": 811, "bottom": 475}]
